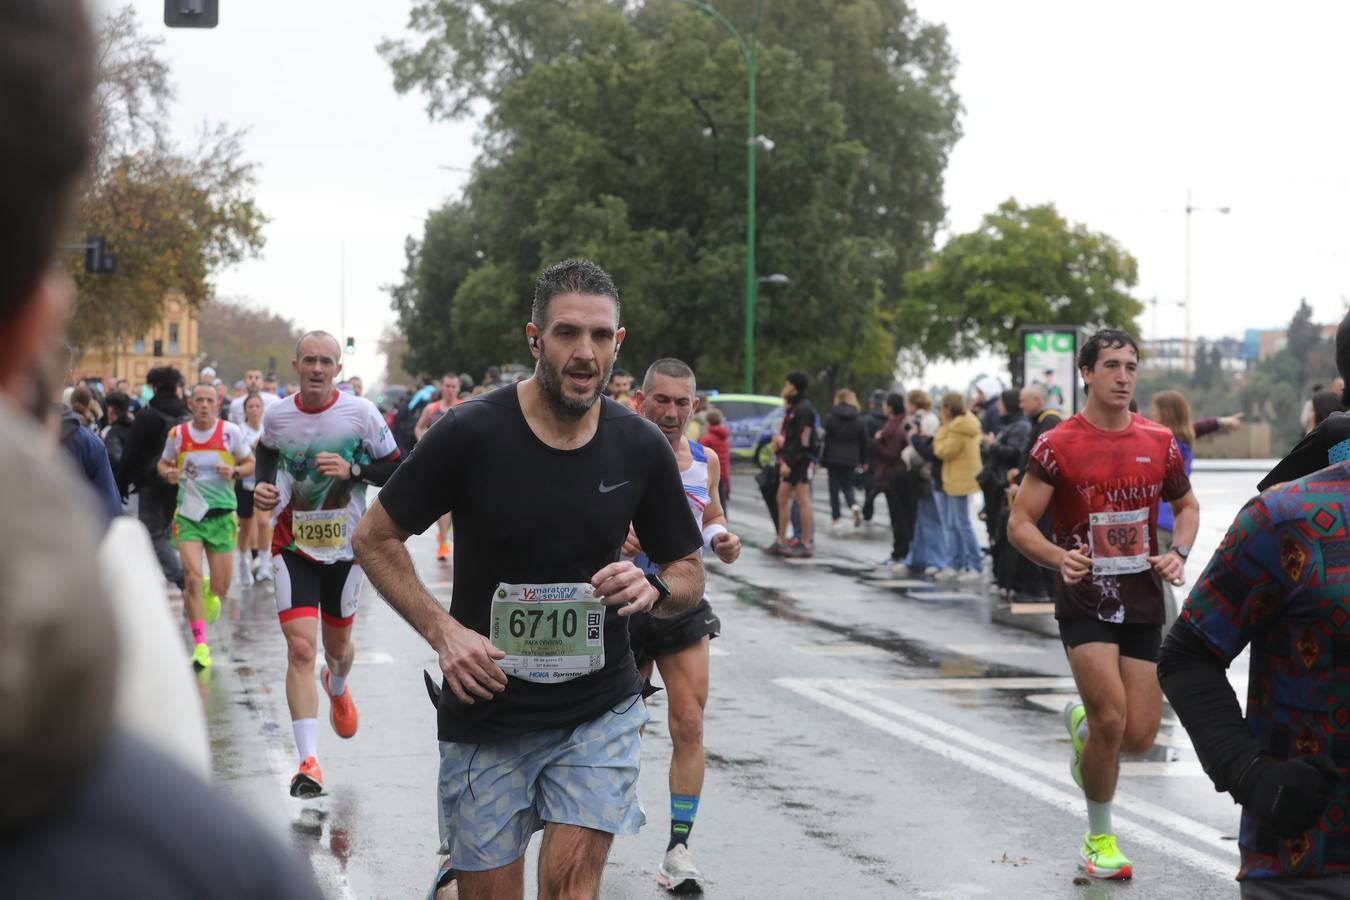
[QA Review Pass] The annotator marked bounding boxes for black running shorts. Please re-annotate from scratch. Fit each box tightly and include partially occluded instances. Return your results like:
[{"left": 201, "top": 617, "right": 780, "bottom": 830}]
[
  {"left": 628, "top": 599, "right": 720, "bottom": 669},
  {"left": 234, "top": 483, "right": 255, "bottom": 519},
  {"left": 1058, "top": 617, "right": 1161, "bottom": 663},
  {"left": 273, "top": 550, "right": 362, "bottom": 627}
]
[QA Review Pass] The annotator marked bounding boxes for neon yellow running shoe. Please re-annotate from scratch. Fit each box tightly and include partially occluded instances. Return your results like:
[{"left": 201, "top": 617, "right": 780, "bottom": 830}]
[
  {"left": 191, "top": 642, "right": 212, "bottom": 670},
  {"left": 204, "top": 588, "right": 221, "bottom": 624},
  {"left": 1064, "top": 700, "right": 1086, "bottom": 788},
  {"left": 1080, "top": 832, "right": 1132, "bottom": 880}
]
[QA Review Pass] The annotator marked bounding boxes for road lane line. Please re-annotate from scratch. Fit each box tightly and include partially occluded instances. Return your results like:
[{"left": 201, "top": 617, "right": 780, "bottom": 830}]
[
  {"left": 820, "top": 680, "right": 1237, "bottom": 855},
  {"left": 777, "top": 678, "right": 1237, "bottom": 881}
]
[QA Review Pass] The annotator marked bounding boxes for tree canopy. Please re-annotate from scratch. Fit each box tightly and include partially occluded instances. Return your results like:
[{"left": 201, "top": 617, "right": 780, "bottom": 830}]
[
  {"left": 70, "top": 7, "right": 266, "bottom": 353},
  {"left": 380, "top": 0, "right": 961, "bottom": 392},
  {"left": 901, "top": 199, "right": 1144, "bottom": 379},
  {"left": 198, "top": 297, "right": 302, "bottom": 383}
]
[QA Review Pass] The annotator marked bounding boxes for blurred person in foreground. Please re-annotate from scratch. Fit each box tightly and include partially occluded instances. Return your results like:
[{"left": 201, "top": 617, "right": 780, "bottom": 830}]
[
  {"left": 1261, "top": 314, "right": 1350, "bottom": 490},
  {"left": 1159, "top": 465, "right": 1350, "bottom": 896},
  {"left": 0, "top": 4, "right": 322, "bottom": 896}
]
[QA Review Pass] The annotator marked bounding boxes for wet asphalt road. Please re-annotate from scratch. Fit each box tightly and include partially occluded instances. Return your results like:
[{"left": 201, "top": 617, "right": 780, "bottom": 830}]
[{"left": 204, "top": 467, "right": 1270, "bottom": 899}]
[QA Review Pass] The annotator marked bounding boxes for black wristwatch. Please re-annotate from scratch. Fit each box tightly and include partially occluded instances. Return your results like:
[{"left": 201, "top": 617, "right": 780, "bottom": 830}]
[
  {"left": 349, "top": 461, "right": 363, "bottom": 481},
  {"left": 645, "top": 572, "right": 672, "bottom": 611},
  {"left": 1171, "top": 545, "right": 1190, "bottom": 561}
]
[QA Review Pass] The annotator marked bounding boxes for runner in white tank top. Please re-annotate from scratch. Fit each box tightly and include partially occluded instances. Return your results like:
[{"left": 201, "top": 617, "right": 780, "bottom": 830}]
[{"left": 625, "top": 358, "right": 742, "bottom": 894}]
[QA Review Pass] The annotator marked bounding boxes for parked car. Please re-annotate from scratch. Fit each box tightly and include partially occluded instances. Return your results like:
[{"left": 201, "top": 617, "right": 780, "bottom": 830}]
[{"left": 702, "top": 393, "right": 785, "bottom": 460}]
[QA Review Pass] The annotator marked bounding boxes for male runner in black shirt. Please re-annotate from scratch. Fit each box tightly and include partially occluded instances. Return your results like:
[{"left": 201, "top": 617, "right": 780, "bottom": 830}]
[{"left": 354, "top": 258, "right": 702, "bottom": 900}]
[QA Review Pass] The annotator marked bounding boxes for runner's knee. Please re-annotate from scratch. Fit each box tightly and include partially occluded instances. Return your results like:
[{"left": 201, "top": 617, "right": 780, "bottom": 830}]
[
  {"left": 1121, "top": 717, "right": 1158, "bottom": 754},
  {"left": 1085, "top": 701, "right": 1126, "bottom": 745},
  {"left": 286, "top": 633, "right": 317, "bottom": 669},
  {"left": 667, "top": 697, "right": 705, "bottom": 749},
  {"left": 538, "top": 863, "right": 599, "bottom": 900}
]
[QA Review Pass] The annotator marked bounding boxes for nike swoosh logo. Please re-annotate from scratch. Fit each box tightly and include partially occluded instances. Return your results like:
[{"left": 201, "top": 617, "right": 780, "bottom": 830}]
[
  {"left": 598, "top": 480, "right": 630, "bottom": 493},
  {"left": 703, "top": 618, "right": 717, "bottom": 626}
]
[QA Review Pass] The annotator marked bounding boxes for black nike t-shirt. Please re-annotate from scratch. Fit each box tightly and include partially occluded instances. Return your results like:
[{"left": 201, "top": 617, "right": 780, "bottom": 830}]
[{"left": 378, "top": 384, "right": 701, "bottom": 743}]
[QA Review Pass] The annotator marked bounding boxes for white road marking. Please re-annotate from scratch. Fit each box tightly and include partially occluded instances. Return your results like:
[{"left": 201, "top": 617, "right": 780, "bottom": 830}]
[
  {"left": 709, "top": 645, "right": 730, "bottom": 657},
  {"left": 354, "top": 651, "right": 394, "bottom": 665},
  {"left": 786, "top": 679, "right": 1239, "bottom": 853},
  {"left": 776, "top": 678, "right": 1236, "bottom": 881}
]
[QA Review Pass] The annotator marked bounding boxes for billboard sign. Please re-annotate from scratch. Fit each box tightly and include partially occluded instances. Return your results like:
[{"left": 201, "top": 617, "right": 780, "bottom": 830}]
[{"left": 1021, "top": 327, "right": 1084, "bottom": 415}]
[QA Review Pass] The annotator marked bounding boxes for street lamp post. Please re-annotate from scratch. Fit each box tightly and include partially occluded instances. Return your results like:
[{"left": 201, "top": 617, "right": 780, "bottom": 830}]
[
  {"left": 678, "top": 0, "right": 766, "bottom": 393},
  {"left": 1182, "top": 188, "right": 1231, "bottom": 373}
]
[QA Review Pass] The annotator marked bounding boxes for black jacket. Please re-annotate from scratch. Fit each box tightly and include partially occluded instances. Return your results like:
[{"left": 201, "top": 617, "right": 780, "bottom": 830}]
[
  {"left": 117, "top": 393, "right": 187, "bottom": 497},
  {"left": 821, "top": 404, "right": 868, "bottom": 468},
  {"left": 103, "top": 418, "right": 134, "bottom": 474},
  {"left": 1259, "top": 411, "right": 1350, "bottom": 490}
]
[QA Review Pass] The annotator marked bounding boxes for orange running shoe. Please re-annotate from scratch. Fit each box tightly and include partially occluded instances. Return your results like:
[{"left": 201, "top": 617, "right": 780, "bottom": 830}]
[
  {"left": 323, "top": 665, "right": 359, "bottom": 738},
  {"left": 436, "top": 541, "right": 450, "bottom": 561},
  {"left": 290, "top": 756, "right": 324, "bottom": 799}
]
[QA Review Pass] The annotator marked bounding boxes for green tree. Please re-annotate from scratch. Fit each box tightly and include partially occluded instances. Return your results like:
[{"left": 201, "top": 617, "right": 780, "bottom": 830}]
[
  {"left": 901, "top": 199, "right": 1143, "bottom": 379},
  {"left": 71, "top": 7, "right": 266, "bottom": 353},
  {"left": 380, "top": 0, "right": 960, "bottom": 392},
  {"left": 1285, "top": 299, "right": 1321, "bottom": 384}
]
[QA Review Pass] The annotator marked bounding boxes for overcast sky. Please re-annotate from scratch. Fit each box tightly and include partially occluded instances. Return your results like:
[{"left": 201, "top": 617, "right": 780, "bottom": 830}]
[{"left": 108, "top": 0, "right": 1350, "bottom": 387}]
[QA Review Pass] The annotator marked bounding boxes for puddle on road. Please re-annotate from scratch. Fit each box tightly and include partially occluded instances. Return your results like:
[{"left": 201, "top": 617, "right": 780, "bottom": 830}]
[{"left": 729, "top": 582, "right": 1035, "bottom": 682}]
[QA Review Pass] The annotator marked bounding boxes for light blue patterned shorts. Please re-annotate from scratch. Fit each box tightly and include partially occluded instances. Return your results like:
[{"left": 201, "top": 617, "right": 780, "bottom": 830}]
[{"left": 437, "top": 698, "right": 648, "bottom": 872}]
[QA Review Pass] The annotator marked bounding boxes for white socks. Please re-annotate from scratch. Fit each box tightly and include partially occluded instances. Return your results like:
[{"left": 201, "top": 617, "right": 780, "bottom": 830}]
[
  {"left": 293, "top": 718, "right": 318, "bottom": 761},
  {"left": 326, "top": 666, "right": 348, "bottom": 697}
]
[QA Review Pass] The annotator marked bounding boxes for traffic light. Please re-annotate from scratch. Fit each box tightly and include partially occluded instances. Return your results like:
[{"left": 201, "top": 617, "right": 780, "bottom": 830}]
[
  {"left": 345, "top": 337, "right": 356, "bottom": 355},
  {"left": 164, "top": 0, "right": 218, "bottom": 28},
  {"left": 84, "top": 236, "right": 115, "bottom": 274}
]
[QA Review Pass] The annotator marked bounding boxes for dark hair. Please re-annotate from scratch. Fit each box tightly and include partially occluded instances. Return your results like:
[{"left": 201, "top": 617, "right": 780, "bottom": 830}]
[
  {"left": 1000, "top": 387, "right": 1021, "bottom": 413},
  {"left": 0, "top": 1, "right": 95, "bottom": 320},
  {"left": 146, "top": 366, "right": 184, "bottom": 394},
  {"left": 643, "top": 358, "right": 696, "bottom": 394},
  {"left": 885, "top": 392, "right": 905, "bottom": 415},
  {"left": 1077, "top": 328, "right": 1140, "bottom": 374},
  {"left": 787, "top": 371, "right": 809, "bottom": 394},
  {"left": 104, "top": 391, "right": 130, "bottom": 415},
  {"left": 1314, "top": 390, "right": 1343, "bottom": 427},
  {"left": 531, "top": 258, "right": 620, "bottom": 328},
  {"left": 613, "top": 368, "right": 630, "bottom": 379}
]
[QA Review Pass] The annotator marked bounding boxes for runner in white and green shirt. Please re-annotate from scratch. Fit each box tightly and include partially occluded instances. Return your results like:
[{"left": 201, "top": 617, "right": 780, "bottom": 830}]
[{"left": 158, "top": 382, "right": 254, "bottom": 670}]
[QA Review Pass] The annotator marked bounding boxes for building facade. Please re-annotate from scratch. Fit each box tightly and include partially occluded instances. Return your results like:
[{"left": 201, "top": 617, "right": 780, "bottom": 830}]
[{"left": 74, "top": 292, "right": 199, "bottom": 391}]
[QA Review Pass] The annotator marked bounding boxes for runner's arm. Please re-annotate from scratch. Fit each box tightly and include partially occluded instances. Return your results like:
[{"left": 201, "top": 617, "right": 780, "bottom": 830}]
[
  {"left": 658, "top": 552, "right": 704, "bottom": 614},
  {"left": 253, "top": 443, "right": 279, "bottom": 484},
  {"left": 1007, "top": 473, "right": 1062, "bottom": 569},
  {"left": 354, "top": 499, "right": 507, "bottom": 703},
  {"left": 232, "top": 456, "right": 255, "bottom": 478},
  {"left": 413, "top": 404, "right": 434, "bottom": 441},
  {"left": 354, "top": 449, "right": 401, "bottom": 486},
  {"left": 1167, "top": 489, "right": 1200, "bottom": 553},
  {"left": 1157, "top": 620, "right": 1260, "bottom": 793},
  {"left": 702, "top": 453, "right": 740, "bottom": 563}
]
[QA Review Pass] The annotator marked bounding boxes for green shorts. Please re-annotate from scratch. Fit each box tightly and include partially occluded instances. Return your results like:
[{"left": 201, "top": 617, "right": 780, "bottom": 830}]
[{"left": 174, "top": 512, "right": 238, "bottom": 554}]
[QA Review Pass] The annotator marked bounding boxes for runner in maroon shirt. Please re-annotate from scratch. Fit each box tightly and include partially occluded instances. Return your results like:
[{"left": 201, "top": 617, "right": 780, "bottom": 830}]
[{"left": 1009, "top": 329, "right": 1200, "bottom": 881}]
